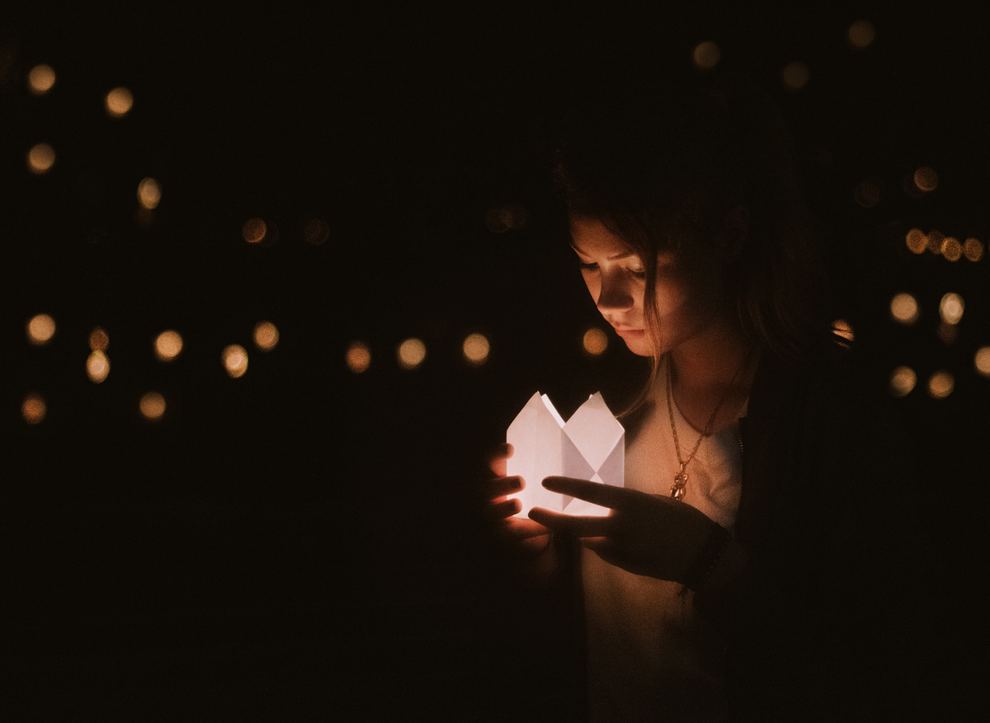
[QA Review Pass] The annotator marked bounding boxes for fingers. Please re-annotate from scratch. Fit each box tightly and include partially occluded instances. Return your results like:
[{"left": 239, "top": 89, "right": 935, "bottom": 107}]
[
  {"left": 486, "top": 497, "right": 520, "bottom": 521},
  {"left": 502, "top": 516, "right": 549, "bottom": 539},
  {"left": 541, "top": 476, "right": 632, "bottom": 510},
  {"left": 484, "top": 475, "right": 522, "bottom": 501},
  {"left": 528, "top": 507, "right": 612, "bottom": 537},
  {"left": 487, "top": 442, "right": 514, "bottom": 477}
]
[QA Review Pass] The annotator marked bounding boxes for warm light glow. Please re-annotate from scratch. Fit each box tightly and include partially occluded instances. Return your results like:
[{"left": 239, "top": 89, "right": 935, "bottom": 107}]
[
  {"left": 253, "top": 321, "right": 279, "bottom": 351},
  {"left": 27, "top": 313, "right": 56, "bottom": 345},
  {"left": 242, "top": 217, "right": 267, "bottom": 244},
  {"left": 345, "top": 342, "right": 371, "bottom": 373},
  {"left": 139, "top": 391, "right": 166, "bottom": 420},
  {"left": 889, "top": 367, "right": 917, "bottom": 398},
  {"left": 89, "top": 327, "right": 110, "bottom": 351},
  {"left": 832, "top": 319, "right": 854, "bottom": 344},
  {"left": 462, "top": 333, "right": 490, "bottom": 365},
  {"left": 913, "top": 166, "right": 938, "bottom": 192},
  {"left": 975, "top": 347, "right": 990, "bottom": 377},
  {"left": 154, "top": 330, "right": 184, "bottom": 361},
  {"left": 692, "top": 41, "right": 720, "bottom": 70},
  {"left": 222, "top": 344, "right": 249, "bottom": 378},
  {"left": 397, "top": 338, "right": 427, "bottom": 370},
  {"left": 926, "top": 229, "right": 944, "bottom": 255},
  {"left": 22, "top": 393, "right": 46, "bottom": 424},
  {"left": 890, "top": 293, "right": 919, "bottom": 325},
  {"left": 963, "top": 237, "right": 984, "bottom": 262},
  {"left": 583, "top": 327, "right": 609, "bottom": 356},
  {"left": 137, "top": 177, "right": 162, "bottom": 210},
  {"left": 927, "top": 371, "right": 954, "bottom": 399},
  {"left": 854, "top": 179, "right": 880, "bottom": 208},
  {"left": 27, "top": 143, "right": 55, "bottom": 174},
  {"left": 940, "top": 237, "right": 962, "bottom": 262},
  {"left": 86, "top": 350, "right": 110, "bottom": 383},
  {"left": 28, "top": 64, "right": 56, "bottom": 94},
  {"left": 905, "top": 228, "right": 927, "bottom": 255},
  {"left": 939, "top": 293, "right": 964, "bottom": 325},
  {"left": 781, "top": 61, "right": 810, "bottom": 90},
  {"left": 303, "top": 217, "right": 329, "bottom": 246},
  {"left": 848, "top": 19, "right": 876, "bottom": 49},
  {"left": 105, "top": 86, "right": 134, "bottom": 117}
]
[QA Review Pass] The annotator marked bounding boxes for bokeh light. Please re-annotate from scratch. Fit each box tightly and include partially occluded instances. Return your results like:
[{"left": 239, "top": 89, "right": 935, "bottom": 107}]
[
  {"left": 963, "top": 237, "right": 984, "bottom": 262},
  {"left": 27, "top": 313, "right": 56, "bottom": 345},
  {"left": 692, "top": 41, "right": 720, "bottom": 70},
  {"left": 890, "top": 293, "right": 919, "bottom": 325},
  {"left": 222, "top": 345, "right": 249, "bottom": 378},
  {"left": 397, "top": 338, "right": 427, "bottom": 370},
  {"left": 253, "top": 321, "right": 279, "bottom": 351},
  {"left": 848, "top": 19, "right": 876, "bottom": 49},
  {"left": 86, "top": 350, "right": 110, "bottom": 383},
  {"left": 781, "top": 61, "right": 810, "bottom": 91},
  {"left": 462, "top": 333, "right": 491, "bottom": 365},
  {"left": 832, "top": 319, "right": 854, "bottom": 345},
  {"left": 888, "top": 367, "right": 917, "bottom": 398},
  {"left": 913, "top": 166, "right": 938, "bottom": 193},
  {"left": 105, "top": 87, "right": 134, "bottom": 117},
  {"left": 243, "top": 217, "right": 267, "bottom": 244},
  {"left": 89, "top": 327, "right": 110, "bottom": 351},
  {"left": 583, "top": 327, "right": 609, "bottom": 356},
  {"left": 975, "top": 347, "right": 990, "bottom": 377},
  {"left": 22, "top": 393, "right": 47, "bottom": 424},
  {"left": 154, "top": 330, "right": 184, "bottom": 361},
  {"left": 139, "top": 391, "right": 166, "bottom": 420},
  {"left": 853, "top": 179, "right": 880, "bottom": 208},
  {"left": 137, "top": 177, "right": 162, "bottom": 210},
  {"left": 28, "top": 64, "right": 56, "bottom": 94},
  {"left": 345, "top": 342, "right": 371, "bottom": 373},
  {"left": 27, "top": 143, "right": 56, "bottom": 174},
  {"left": 905, "top": 228, "right": 927, "bottom": 255},
  {"left": 303, "top": 217, "right": 329, "bottom": 246},
  {"left": 926, "top": 229, "right": 945, "bottom": 255},
  {"left": 940, "top": 236, "right": 962, "bottom": 261},
  {"left": 939, "top": 292, "right": 964, "bottom": 325},
  {"left": 927, "top": 371, "right": 954, "bottom": 399}
]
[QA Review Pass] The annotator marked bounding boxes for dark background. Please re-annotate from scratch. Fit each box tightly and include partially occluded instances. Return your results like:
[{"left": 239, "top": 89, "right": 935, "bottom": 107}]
[{"left": 2, "top": 5, "right": 986, "bottom": 719}]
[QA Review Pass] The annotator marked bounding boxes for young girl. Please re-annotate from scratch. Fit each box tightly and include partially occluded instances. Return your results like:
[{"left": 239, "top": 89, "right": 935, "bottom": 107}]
[{"left": 482, "top": 71, "right": 926, "bottom": 720}]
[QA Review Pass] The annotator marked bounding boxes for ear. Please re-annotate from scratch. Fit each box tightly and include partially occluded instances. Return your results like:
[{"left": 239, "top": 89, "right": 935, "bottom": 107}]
[{"left": 721, "top": 204, "right": 750, "bottom": 260}]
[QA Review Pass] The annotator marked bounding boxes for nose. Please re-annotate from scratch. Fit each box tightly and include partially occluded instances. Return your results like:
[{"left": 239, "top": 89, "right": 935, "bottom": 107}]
[{"left": 595, "top": 269, "right": 636, "bottom": 313}]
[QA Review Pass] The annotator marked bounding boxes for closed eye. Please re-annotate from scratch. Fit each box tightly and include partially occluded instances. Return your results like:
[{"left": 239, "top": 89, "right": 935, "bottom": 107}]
[{"left": 578, "top": 261, "right": 646, "bottom": 279}]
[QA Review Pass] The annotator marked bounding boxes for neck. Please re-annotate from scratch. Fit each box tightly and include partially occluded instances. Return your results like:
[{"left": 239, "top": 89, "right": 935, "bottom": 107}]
[{"left": 662, "top": 315, "right": 760, "bottom": 406}]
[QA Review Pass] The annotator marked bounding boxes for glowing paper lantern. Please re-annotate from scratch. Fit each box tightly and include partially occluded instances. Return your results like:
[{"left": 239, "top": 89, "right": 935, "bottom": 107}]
[{"left": 506, "top": 391, "right": 624, "bottom": 518}]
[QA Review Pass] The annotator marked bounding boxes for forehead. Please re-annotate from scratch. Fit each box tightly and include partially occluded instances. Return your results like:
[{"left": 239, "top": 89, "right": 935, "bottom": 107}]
[{"left": 568, "top": 216, "right": 632, "bottom": 255}]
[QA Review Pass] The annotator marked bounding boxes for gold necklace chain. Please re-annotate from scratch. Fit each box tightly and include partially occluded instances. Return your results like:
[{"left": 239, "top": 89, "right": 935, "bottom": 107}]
[{"left": 666, "top": 346, "right": 753, "bottom": 500}]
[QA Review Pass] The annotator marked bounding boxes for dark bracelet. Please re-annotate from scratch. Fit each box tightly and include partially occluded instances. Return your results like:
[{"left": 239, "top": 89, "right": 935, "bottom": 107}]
[{"left": 682, "top": 522, "right": 732, "bottom": 591}]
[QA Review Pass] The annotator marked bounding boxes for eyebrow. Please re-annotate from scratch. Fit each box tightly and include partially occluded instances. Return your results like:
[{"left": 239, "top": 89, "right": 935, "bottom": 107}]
[{"left": 569, "top": 243, "right": 636, "bottom": 260}]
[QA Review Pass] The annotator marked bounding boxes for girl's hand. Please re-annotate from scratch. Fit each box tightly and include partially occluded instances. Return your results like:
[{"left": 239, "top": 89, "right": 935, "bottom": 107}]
[
  {"left": 481, "top": 443, "right": 551, "bottom": 558},
  {"left": 528, "top": 476, "right": 721, "bottom": 584}
]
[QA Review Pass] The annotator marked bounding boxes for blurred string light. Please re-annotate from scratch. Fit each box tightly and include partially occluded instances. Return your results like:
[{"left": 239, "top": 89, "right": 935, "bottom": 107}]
[
  {"left": 926, "top": 229, "right": 945, "bottom": 255},
  {"left": 940, "top": 236, "right": 962, "bottom": 261},
  {"left": 140, "top": 391, "right": 166, "bottom": 420},
  {"left": 154, "top": 330, "right": 184, "bottom": 361},
  {"left": 27, "top": 143, "right": 55, "bottom": 174},
  {"left": 888, "top": 366, "right": 917, "bottom": 398},
  {"left": 462, "top": 333, "right": 490, "bottom": 366},
  {"left": 939, "top": 292, "right": 964, "bottom": 325},
  {"left": 962, "top": 237, "right": 984, "bottom": 262},
  {"left": 303, "top": 217, "right": 329, "bottom": 246},
  {"left": 913, "top": 166, "right": 938, "bottom": 193},
  {"left": 927, "top": 371, "right": 954, "bottom": 399},
  {"left": 832, "top": 319, "right": 854, "bottom": 345},
  {"left": 27, "top": 64, "right": 56, "bottom": 94},
  {"left": 253, "top": 321, "right": 279, "bottom": 351},
  {"left": 853, "top": 179, "right": 880, "bottom": 208},
  {"left": 89, "top": 327, "right": 110, "bottom": 351},
  {"left": 890, "top": 293, "right": 919, "bottom": 325},
  {"left": 848, "top": 19, "right": 876, "bottom": 49},
  {"left": 975, "top": 347, "right": 990, "bottom": 377},
  {"left": 692, "top": 41, "right": 720, "bottom": 70},
  {"left": 22, "top": 393, "right": 46, "bottom": 424},
  {"left": 346, "top": 341, "right": 371, "bottom": 373},
  {"left": 27, "top": 313, "right": 56, "bottom": 345},
  {"left": 484, "top": 204, "right": 528, "bottom": 234},
  {"left": 397, "top": 338, "right": 427, "bottom": 370},
  {"left": 86, "top": 350, "right": 110, "bottom": 383},
  {"left": 137, "top": 177, "right": 161, "bottom": 210},
  {"left": 222, "top": 345, "right": 249, "bottom": 378},
  {"left": 243, "top": 217, "right": 267, "bottom": 244},
  {"left": 781, "top": 61, "right": 809, "bottom": 91},
  {"left": 583, "top": 327, "right": 609, "bottom": 356},
  {"left": 905, "top": 228, "right": 927, "bottom": 255},
  {"left": 105, "top": 86, "right": 134, "bottom": 118}
]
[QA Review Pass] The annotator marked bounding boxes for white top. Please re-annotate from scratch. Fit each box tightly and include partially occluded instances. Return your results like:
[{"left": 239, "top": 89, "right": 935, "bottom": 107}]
[{"left": 581, "top": 353, "right": 749, "bottom": 722}]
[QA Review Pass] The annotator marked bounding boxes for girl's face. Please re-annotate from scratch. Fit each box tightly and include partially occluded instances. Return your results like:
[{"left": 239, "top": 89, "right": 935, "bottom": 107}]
[{"left": 569, "top": 215, "right": 727, "bottom": 358}]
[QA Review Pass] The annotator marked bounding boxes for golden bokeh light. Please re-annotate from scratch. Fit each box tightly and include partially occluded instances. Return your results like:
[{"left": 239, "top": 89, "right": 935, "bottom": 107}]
[
  {"left": 303, "top": 217, "right": 329, "bottom": 246},
  {"left": 86, "top": 350, "right": 110, "bottom": 383},
  {"left": 692, "top": 41, "right": 720, "bottom": 70},
  {"left": 781, "top": 61, "right": 810, "bottom": 91},
  {"left": 888, "top": 366, "right": 917, "bottom": 398},
  {"left": 139, "top": 391, "right": 166, "bottom": 420},
  {"left": 27, "top": 143, "right": 56, "bottom": 174},
  {"left": 345, "top": 342, "right": 372, "bottom": 373},
  {"left": 583, "top": 327, "right": 609, "bottom": 356},
  {"left": 242, "top": 217, "right": 267, "bottom": 244},
  {"left": 926, "top": 371, "right": 954, "bottom": 399},
  {"left": 253, "top": 321, "right": 280, "bottom": 351},
  {"left": 963, "top": 237, "right": 984, "bottom": 262},
  {"left": 889, "top": 293, "right": 919, "bottom": 325},
  {"left": 89, "top": 327, "right": 110, "bottom": 351},
  {"left": 853, "top": 179, "right": 880, "bottom": 208},
  {"left": 397, "top": 338, "right": 427, "bottom": 370},
  {"left": 27, "top": 313, "right": 56, "bottom": 345},
  {"left": 28, "top": 64, "right": 56, "bottom": 94},
  {"left": 905, "top": 228, "right": 927, "bottom": 255},
  {"left": 105, "top": 86, "right": 134, "bottom": 117},
  {"left": 939, "top": 292, "right": 964, "bottom": 325},
  {"left": 974, "top": 347, "right": 990, "bottom": 377},
  {"left": 222, "top": 344, "right": 249, "bottom": 378},
  {"left": 154, "top": 330, "right": 184, "bottom": 361},
  {"left": 913, "top": 166, "right": 938, "bottom": 193},
  {"left": 462, "top": 333, "right": 491, "bottom": 365},
  {"left": 832, "top": 319, "right": 854, "bottom": 345},
  {"left": 848, "top": 19, "right": 876, "bottom": 49},
  {"left": 940, "top": 236, "right": 962, "bottom": 262},
  {"left": 926, "top": 229, "right": 944, "bottom": 255},
  {"left": 137, "top": 177, "right": 162, "bottom": 210},
  {"left": 22, "top": 393, "right": 47, "bottom": 424}
]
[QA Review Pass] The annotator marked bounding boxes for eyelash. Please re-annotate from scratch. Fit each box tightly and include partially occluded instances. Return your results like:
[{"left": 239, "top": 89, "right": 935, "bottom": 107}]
[{"left": 578, "top": 262, "right": 647, "bottom": 279}]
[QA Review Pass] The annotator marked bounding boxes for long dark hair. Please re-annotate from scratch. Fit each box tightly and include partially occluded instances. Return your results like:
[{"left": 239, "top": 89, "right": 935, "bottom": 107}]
[{"left": 549, "top": 70, "right": 836, "bottom": 420}]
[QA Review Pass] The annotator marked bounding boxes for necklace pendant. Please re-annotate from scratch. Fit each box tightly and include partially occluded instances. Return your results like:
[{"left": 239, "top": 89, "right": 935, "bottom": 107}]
[{"left": 671, "top": 470, "right": 688, "bottom": 500}]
